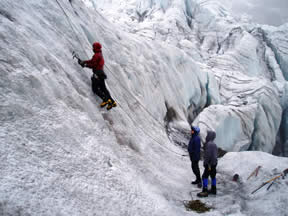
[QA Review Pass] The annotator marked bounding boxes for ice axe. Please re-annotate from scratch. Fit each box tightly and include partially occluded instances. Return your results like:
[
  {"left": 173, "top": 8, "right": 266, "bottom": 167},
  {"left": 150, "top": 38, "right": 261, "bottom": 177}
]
[
  {"left": 247, "top": 165, "right": 262, "bottom": 180},
  {"left": 72, "top": 51, "right": 85, "bottom": 67},
  {"left": 251, "top": 168, "right": 288, "bottom": 194},
  {"left": 266, "top": 168, "right": 288, "bottom": 191},
  {"left": 72, "top": 51, "right": 80, "bottom": 60}
]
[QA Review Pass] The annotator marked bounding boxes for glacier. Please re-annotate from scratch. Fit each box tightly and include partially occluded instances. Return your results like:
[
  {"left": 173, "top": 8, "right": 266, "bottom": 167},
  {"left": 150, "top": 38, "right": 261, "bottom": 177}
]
[
  {"left": 91, "top": 0, "right": 287, "bottom": 153},
  {"left": 0, "top": 0, "right": 288, "bottom": 215}
]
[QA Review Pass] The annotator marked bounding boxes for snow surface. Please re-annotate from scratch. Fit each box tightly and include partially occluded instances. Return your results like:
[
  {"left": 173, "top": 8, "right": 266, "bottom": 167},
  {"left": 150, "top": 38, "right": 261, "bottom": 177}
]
[{"left": 1, "top": 0, "right": 288, "bottom": 215}]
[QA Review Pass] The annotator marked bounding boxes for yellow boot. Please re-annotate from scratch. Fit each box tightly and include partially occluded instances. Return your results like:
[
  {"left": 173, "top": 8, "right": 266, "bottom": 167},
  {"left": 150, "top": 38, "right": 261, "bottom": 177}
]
[
  {"left": 100, "top": 99, "right": 111, "bottom": 108},
  {"left": 107, "top": 101, "right": 117, "bottom": 110}
]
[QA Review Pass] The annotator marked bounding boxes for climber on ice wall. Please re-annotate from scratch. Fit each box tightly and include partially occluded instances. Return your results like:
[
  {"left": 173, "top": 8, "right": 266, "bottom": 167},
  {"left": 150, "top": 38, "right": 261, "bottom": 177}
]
[{"left": 78, "top": 42, "right": 117, "bottom": 110}]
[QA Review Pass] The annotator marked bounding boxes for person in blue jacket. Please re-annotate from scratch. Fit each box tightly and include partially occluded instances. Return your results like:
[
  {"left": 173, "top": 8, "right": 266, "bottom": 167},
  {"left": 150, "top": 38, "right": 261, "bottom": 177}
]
[{"left": 188, "top": 126, "right": 202, "bottom": 187}]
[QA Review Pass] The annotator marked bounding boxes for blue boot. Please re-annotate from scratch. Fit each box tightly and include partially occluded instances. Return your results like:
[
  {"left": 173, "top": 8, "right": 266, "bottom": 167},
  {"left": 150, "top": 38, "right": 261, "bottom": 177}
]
[
  {"left": 197, "top": 178, "right": 208, "bottom": 197},
  {"left": 208, "top": 178, "right": 217, "bottom": 195}
]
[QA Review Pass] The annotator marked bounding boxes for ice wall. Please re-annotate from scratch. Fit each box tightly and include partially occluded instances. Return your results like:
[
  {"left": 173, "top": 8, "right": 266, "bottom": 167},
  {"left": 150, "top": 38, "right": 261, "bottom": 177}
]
[
  {"left": 186, "top": 1, "right": 284, "bottom": 153},
  {"left": 0, "top": 0, "right": 217, "bottom": 215},
  {"left": 263, "top": 24, "right": 288, "bottom": 156}
]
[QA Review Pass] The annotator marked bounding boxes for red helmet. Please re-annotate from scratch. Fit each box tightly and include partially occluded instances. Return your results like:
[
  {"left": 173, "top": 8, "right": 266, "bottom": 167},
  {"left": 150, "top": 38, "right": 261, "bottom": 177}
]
[{"left": 93, "top": 42, "right": 102, "bottom": 51}]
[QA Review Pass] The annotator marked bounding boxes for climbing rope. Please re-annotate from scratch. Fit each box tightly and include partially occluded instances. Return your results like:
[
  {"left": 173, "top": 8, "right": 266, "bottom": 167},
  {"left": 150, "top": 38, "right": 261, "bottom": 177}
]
[
  {"left": 95, "top": 21, "right": 167, "bottom": 129},
  {"left": 55, "top": 0, "right": 188, "bottom": 157},
  {"left": 116, "top": 100, "right": 186, "bottom": 156},
  {"left": 94, "top": 22, "right": 187, "bottom": 157},
  {"left": 55, "top": 0, "right": 88, "bottom": 58}
]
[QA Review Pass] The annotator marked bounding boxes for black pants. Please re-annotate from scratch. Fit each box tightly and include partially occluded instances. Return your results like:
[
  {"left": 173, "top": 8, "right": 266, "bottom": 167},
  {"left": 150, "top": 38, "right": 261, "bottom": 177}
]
[
  {"left": 91, "top": 76, "right": 114, "bottom": 102},
  {"left": 189, "top": 153, "right": 201, "bottom": 181},
  {"left": 202, "top": 165, "right": 217, "bottom": 179}
]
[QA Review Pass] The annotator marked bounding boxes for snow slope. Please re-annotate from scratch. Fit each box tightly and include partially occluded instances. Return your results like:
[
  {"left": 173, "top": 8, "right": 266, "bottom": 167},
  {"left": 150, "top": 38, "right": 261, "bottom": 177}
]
[{"left": 1, "top": 0, "right": 288, "bottom": 215}]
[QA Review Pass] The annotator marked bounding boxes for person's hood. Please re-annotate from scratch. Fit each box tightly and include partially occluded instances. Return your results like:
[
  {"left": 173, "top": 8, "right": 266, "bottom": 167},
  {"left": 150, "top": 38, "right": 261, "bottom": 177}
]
[
  {"left": 191, "top": 126, "right": 200, "bottom": 136},
  {"left": 205, "top": 131, "right": 216, "bottom": 143},
  {"left": 93, "top": 42, "right": 102, "bottom": 53}
]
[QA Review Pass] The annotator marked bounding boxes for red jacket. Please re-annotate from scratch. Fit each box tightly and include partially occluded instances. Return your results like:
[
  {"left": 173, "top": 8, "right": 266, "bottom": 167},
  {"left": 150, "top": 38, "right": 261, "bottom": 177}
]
[{"left": 84, "top": 51, "right": 104, "bottom": 71}]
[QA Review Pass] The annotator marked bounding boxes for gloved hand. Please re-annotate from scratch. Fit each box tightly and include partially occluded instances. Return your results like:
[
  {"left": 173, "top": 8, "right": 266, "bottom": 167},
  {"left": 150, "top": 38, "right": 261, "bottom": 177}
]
[{"left": 78, "top": 59, "right": 85, "bottom": 67}]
